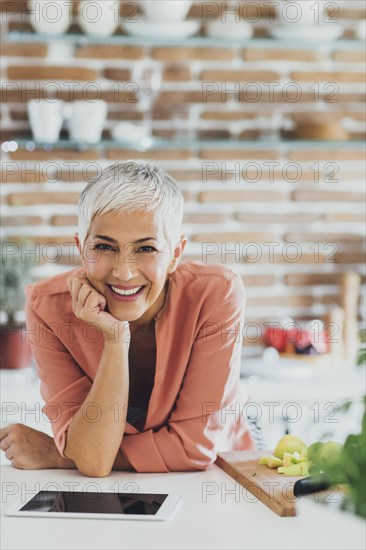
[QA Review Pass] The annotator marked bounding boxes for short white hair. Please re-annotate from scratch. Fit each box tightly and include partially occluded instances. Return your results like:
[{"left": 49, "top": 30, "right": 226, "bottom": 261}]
[{"left": 78, "top": 161, "right": 184, "bottom": 253}]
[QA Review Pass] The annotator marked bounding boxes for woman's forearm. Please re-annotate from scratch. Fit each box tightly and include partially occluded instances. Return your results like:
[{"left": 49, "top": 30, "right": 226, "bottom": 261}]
[
  {"left": 64, "top": 338, "right": 130, "bottom": 477},
  {"left": 56, "top": 448, "right": 133, "bottom": 471}
]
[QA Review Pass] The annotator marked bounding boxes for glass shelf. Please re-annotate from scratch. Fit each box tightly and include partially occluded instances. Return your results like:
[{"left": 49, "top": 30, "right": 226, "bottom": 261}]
[
  {"left": 8, "top": 138, "right": 366, "bottom": 151},
  {"left": 6, "top": 30, "right": 366, "bottom": 50}
]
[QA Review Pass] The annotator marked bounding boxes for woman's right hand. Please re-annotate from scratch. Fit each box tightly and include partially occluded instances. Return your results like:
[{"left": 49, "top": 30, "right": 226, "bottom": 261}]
[{"left": 67, "top": 272, "right": 130, "bottom": 344}]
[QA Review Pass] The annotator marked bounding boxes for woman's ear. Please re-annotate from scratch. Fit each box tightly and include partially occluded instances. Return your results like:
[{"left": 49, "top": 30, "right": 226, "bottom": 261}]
[
  {"left": 74, "top": 233, "right": 86, "bottom": 269},
  {"left": 168, "top": 235, "right": 188, "bottom": 274}
]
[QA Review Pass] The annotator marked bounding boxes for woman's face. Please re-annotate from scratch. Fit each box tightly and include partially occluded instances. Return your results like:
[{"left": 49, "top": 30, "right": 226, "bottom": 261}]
[{"left": 75, "top": 210, "right": 186, "bottom": 328}]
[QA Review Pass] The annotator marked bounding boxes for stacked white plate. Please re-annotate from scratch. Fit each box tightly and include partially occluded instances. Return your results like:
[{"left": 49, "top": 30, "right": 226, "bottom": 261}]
[
  {"left": 269, "top": 23, "right": 344, "bottom": 41},
  {"left": 121, "top": 18, "right": 200, "bottom": 39}
]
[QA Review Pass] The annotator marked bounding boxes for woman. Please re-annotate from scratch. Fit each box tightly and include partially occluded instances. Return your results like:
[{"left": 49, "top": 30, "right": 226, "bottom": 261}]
[{"left": 0, "top": 161, "right": 255, "bottom": 476}]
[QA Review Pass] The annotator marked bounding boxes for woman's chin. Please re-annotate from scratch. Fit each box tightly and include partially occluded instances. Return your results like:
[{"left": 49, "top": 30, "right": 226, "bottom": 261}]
[{"left": 108, "top": 303, "right": 143, "bottom": 321}]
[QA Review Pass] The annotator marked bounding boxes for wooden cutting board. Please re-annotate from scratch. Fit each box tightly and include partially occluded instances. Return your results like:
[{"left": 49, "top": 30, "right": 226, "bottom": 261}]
[{"left": 215, "top": 449, "right": 305, "bottom": 517}]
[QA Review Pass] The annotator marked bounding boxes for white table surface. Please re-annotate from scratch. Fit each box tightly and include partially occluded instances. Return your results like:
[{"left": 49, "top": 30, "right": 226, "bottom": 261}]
[
  {"left": 1, "top": 367, "right": 365, "bottom": 550},
  {"left": 1, "top": 463, "right": 365, "bottom": 550}
]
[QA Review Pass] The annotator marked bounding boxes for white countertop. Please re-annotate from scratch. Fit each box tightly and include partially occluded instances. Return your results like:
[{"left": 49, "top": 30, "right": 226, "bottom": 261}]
[
  {"left": 1, "top": 464, "right": 365, "bottom": 550},
  {"left": 1, "top": 367, "right": 365, "bottom": 549}
]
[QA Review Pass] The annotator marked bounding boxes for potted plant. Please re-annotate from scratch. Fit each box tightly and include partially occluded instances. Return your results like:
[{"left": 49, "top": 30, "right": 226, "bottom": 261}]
[
  {"left": 0, "top": 239, "right": 35, "bottom": 369},
  {"left": 299, "top": 331, "right": 366, "bottom": 520},
  {"left": 333, "top": 332, "right": 366, "bottom": 519}
]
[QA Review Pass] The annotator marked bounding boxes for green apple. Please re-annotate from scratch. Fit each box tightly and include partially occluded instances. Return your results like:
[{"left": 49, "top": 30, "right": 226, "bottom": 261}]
[
  {"left": 273, "top": 435, "right": 307, "bottom": 460},
  {"left": 318, "top": 441, "right": 344, "bottom": 469},
  {"left": 307, "top": 441, "right": 324, "bottom": 463}
]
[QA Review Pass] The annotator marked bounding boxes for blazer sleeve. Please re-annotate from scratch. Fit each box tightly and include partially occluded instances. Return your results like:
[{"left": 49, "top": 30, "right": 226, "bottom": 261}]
[
  {"left": 120, "top": 271, "right": 255, "bottom": 473},
  {"left": 24, "top": 288, "right": 92, "bottom": 458}
]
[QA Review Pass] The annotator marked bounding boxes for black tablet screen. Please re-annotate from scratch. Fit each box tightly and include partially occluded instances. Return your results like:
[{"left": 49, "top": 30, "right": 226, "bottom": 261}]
[{"left": 20, "top": 491, "right": 168, "bottom": 515}]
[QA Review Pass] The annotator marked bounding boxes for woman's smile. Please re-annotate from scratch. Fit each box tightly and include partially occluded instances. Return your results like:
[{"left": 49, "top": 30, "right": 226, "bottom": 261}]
[{"left": 107, "top": 283, "right": 147, "bottom": 302}]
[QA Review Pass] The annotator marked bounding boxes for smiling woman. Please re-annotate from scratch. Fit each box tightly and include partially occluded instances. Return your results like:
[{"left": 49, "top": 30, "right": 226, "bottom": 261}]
[{"left": 0, "top": 161, "right": 255, "bottom": 477}]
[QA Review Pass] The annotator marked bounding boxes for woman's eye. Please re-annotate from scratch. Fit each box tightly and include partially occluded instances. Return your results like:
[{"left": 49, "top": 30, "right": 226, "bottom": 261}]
[
  {"left": 93, "top": 244, "right": 156, "bottom": 254},
  {"left": 94, "top": 243, "right": 115, "bottom": 251},
  {"left": 138, "top": 246, "right": 156, "bottom": 253}
]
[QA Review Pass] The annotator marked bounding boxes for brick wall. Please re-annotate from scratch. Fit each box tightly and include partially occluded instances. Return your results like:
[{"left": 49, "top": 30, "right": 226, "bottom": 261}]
[{"left": 1, "top": 0, "right": 365, "bottom": 348}]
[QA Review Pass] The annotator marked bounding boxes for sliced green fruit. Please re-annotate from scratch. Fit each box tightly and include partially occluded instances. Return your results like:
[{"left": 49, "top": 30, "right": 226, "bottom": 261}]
[
  {"left": 273, "top": 435, "right": 307, "bottom": 460},
  {"left": 299, "top": 461, "right": 310, "bottom": 476},
  {"left": 283, "top": 452, "right": 297, "bottom": 467},
  {"left": 258, "top": 455, "right": 284, "bottom": 468},
  {"left": 282, "top": 451, "right": 309, "bottom": 466},
  {"left": 267, "top": 456, "right": 284, "bottom": 468},
  {"left": 277, "top": 464, "right": 303, "bottom": 476},
  {"left": 299, "top": 449, "right": 308, "bottom": 461}
]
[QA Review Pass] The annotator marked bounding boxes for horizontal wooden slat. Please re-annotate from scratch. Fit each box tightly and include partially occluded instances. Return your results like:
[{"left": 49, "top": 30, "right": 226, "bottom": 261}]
[
  {"left": 7, "top": 192, "right": 80, "bottom": 206},
  {"left": 284, "top": 232, "right": 364, "bottom": 243},
  {"left": 2, "top": 43, "right": 48, "bottom": 57},
  {"left": 152, "top": 47, "right": 234, "bottom": 61},
  {"left": 7, "top": 66, "right": 98, "bottom": 81},
  {"left": 51, "top": 215, "right": 79, "bottom": 226},
  {"left": 199, "top": 190, "right": 286, "bottom": 202},
  {"left": 292, "top": 191, "right": 365, "bottom": 202},
  {"left": 191, "top": 232, "right": 276, "bottom": 243},
  {"left": 75, "top": 45, "right": 144, "bottom": 59},
  {"left": 9, "top": 150, "right": 100, "bottom": 161},
  {"left": 243, "top": 49, "right": 325, "bottom": 62}
]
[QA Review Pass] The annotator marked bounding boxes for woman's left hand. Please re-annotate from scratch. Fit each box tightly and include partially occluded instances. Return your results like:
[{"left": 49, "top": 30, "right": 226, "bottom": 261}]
[{"left": 0, "top": 424, "right": 73, "bottom": 470}]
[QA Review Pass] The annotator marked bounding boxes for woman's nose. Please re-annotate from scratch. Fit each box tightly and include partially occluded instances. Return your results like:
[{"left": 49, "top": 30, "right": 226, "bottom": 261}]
[{"left": 111, "top": 251, "right": 139, "bottom": 280}]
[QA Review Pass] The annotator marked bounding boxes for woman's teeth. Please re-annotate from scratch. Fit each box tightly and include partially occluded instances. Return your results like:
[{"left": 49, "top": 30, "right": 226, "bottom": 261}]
[{"left": 110, "top": 285, "right": 143, "bottom": 296}]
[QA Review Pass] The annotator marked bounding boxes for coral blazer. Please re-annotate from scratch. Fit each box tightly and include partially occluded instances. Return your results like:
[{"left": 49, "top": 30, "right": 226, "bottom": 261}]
[{"left": 25, "top": 261, "right": 255, "bottom": 472}]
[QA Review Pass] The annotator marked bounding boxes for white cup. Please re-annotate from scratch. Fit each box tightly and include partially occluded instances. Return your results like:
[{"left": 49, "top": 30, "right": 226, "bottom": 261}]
[
  {"left": 139, "top": 0, "right": 192, "bottom": 22},
  {"left": 111, "top": 122, "right": 149, "bottom": 142},
  {"left": 78, "top": 0, "right": 120, "bottom": 37},
  {"left": 27, "top": 99, "right": 66, "bottom": 143},
  {"left": 276, "top": 0, "right": 326, "bottom": 25},
  {"left": 66, "top": 100, "right": 108, "bottom": 143},
  {"left": 357, "top": 19, "right": 366, "bottom": 40},
  {"left": 28, "top": 0, "right": 72, "bottom": 35}
]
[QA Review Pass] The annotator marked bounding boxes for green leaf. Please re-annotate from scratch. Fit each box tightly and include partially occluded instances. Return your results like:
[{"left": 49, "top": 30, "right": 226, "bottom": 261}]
[
  {"left": 357, "top": 349, "right": 366, "bottom": 366},
  {"left": 339, "top": 400, "right": 353, "bottom": 414}
]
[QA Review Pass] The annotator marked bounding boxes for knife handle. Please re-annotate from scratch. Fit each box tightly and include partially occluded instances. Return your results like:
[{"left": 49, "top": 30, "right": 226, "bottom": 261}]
[{"left": 293, "top": 474, "right": 333, "bottom": 497}]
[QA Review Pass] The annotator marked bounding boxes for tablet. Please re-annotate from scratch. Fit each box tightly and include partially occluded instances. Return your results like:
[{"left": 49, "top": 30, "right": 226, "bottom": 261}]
[{"left": 5, "top": 491, "right": 182, "bottom": 521}]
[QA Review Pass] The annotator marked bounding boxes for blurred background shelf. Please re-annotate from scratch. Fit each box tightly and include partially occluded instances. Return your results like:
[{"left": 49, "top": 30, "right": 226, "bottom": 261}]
[
  {"left": 7, "top": 138, "right": 366, "bottom": 152},
  {"left": 6, "top": 31, "right": 366, "bottom": 49}
]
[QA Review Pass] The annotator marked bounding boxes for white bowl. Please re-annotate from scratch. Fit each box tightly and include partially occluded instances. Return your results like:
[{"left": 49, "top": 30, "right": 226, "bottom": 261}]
[
  {"left": 269, "top": 22, "right": 344, "bottom": 42},
  {"left": 205, "top": 20, "right": 253, "bottom": 40},
  {"left": 138, "top": 0, "right": 192, "bottom": 22},
  {"left": 275, "top": 0, "right": 326, "bottom": 25}
]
